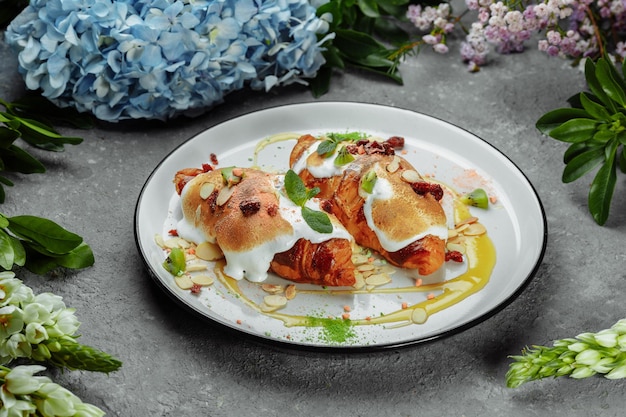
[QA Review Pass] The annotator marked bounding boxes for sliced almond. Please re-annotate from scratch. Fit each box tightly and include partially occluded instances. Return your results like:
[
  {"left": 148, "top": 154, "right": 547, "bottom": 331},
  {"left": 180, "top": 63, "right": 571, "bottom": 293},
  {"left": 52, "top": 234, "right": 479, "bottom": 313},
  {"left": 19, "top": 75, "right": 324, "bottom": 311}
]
[
  {"left": 285, "top": 285, "right": 296, "bottom": 300},
  {"left": 365, "top": 273, "right": 391, "bottom": 286},
  {"left": 195, "top": 241, "right": 224, "bottom": 261},
  {"left": 455, "top": 216, "right": 479, "bottom": 228},
  {"left": 164, "top": 237, "right": 184, "bottom": 249},
  {"left": 378, "top": 265, "right": 396, "bottom": 275},
  {"left": 175, "top": 275, "right": 195, "bottom": 290},
  {"left": 357, "top": 263, "right": 375, "bottom": 272},
  {"left": 352, "top": 272, "right": 366, "bottom": 290},
  {"left": 155, "top": 234, "right": 165, "bottom": 248},
  {"left": 446, "top": 242, "right": 466, "bottom": 254},
  {"left": 186, "top": 263, "right": 208, "bottom": 272},
  {"left": 448, "top": 229, "right": 458, "bottom": 239},
  {"left": 261, "top": 284, "right": 284, "bottom": 294},
  {"left": 400, "top": 169, "right": 421, "bottom": 183},
  {"left": 263, "top": 294, "right": 288, "bottom": 308},
  {"left": 199, "top": 182, "right": 215, "bottom": 199},
  {"left": 464, "top": 223, "right": 487, "bottom": 236},
  {"left": 194, "top": 205, "right": 202, "bottom": 227},
  {"left": 191, "top": 274, "right": 214, "bottom": 286},
  {"left": 351, "top": 254, "right": 370, "bottom": 265},
  {"left": 386, "top": 156, "right": 400, "bottom": 173},
  {"left": 216, "top": 186, "right": 235, "bottom": 206}
]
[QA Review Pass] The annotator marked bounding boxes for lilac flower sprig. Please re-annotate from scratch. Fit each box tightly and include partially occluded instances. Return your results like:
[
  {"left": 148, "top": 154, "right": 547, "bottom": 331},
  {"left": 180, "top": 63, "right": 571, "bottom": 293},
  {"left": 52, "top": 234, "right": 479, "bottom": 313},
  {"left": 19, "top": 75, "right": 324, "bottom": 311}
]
[{"left": 5, "top": 0, "right": 334, "bottom": 122}]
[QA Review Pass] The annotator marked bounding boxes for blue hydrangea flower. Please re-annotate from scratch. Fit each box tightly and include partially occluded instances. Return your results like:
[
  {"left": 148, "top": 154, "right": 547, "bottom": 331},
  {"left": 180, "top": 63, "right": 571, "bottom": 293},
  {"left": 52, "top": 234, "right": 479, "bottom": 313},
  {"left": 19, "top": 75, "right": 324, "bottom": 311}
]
[{"left": 5, "top": 0, "right": 333, "bottom": 122}]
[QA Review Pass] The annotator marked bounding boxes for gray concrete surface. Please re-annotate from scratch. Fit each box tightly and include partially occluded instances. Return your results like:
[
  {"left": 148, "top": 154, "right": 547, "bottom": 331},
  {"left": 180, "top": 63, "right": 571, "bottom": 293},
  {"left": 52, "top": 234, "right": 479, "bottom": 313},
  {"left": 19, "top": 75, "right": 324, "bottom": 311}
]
[{"left": 2, "top": 30, "right": 626, "bottom": 416}]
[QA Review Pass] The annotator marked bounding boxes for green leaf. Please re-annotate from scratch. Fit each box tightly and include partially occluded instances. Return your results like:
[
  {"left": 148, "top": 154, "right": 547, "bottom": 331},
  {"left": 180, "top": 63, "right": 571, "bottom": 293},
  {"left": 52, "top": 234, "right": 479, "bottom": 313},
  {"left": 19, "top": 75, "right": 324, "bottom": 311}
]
[
  {"left": 0, "top": 230, "right": 15, "bottom": 270},
  {"left": 357, "top": 0, "right": 379, "bottom": 17},
  {"left": 585, "top": 58, "right": 616, "bottom": 112},
  {"left": 619, "top": 146, "right": 626, "bottom": 174},
  {"left": 301, "top": 206, "right": 333, "bottom": 234},
  {"left": 563, "top": 142, "right": 598, "bottom": 164},
  {"left": 6, "top": 94, "right": 95, "bottom": 130},
  {"left": 24, "top": 252, "right": 59, "bottom": 275},
  {"left": 588, "top": 143, "right": 618, "bottom": 225},
  {"left": 310, "top": 65, "right": 334, "bottom": 98},
  {"left": 54, "top": 242, "right": 95, "bottom": 269},
  {"left": 536, "top": 108, "right": 591, "bottom": 135},
  {"left": 13, "top": 116, "right": 83, "bottom": 151},
  {"left": 284, "top": 169, "right": 309, "bottom": 207},
  {"left": 0, "top": 213, "right": 8, "bottom": 229},
  {"left": 596, "top": 58, "right": 626, "bottom": 108},
  {"left": 548, "top": 118, "right": 598, "bottom": 143},
  {"left": 7, "top": 215, "right": 83, "bottom": 254},
  {"left": 0, "top": 127, "right": 20, "bottom": 148},
  {"left": 562, "top": 147, "right": 605, "bottom": 183},
  {"left": 580, "top": 92, "right": 612, "bottom": 121},
  {"left": 316, "top": 139, "right": 338, "bottom": 157},
  {"left": 333, "top": 29, "right": 389, "bottom": 60},
  {"left": 9, "top": 236, "right": 25, "bottom": 267},
  {"left": 0, "top": 145, "right": 46, "bottom": 174}
]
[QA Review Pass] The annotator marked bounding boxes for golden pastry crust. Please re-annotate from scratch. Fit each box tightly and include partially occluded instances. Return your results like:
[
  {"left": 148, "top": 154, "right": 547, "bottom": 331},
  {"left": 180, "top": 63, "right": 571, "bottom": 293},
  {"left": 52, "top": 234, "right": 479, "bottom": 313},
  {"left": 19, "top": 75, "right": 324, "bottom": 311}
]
[
  {"left": 290, "top": 134, "right": 447, "bottom": 276},
  {"left": 175, "top": 167, "right": 356, "bottom": 286}
]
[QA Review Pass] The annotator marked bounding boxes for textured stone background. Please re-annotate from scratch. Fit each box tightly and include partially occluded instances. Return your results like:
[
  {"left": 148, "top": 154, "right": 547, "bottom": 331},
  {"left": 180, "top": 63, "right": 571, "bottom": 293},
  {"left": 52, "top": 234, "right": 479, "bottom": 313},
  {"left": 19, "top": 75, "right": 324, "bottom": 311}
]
[{"left": 2, "top": 27, "right": 625, "bottom": 417}]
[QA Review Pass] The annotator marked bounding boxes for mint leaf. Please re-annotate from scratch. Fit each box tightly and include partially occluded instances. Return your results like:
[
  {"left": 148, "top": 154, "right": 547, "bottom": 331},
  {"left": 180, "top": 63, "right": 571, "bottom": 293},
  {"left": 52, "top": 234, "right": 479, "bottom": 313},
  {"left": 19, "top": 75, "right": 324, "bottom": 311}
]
[
  {"left": 284, "top": 170, "right": 333, "bottom": 233},
  {"left": 302, "top": 207, "right": 333, "bottom": 234},
  {"left": 284, "top": 169, "right": 308, "bottom": 206}
]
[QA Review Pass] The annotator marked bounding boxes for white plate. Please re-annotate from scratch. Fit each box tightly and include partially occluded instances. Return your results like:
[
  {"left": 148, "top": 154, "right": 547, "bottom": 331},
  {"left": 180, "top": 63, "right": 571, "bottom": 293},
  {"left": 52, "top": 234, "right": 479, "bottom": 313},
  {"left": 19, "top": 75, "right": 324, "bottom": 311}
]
[{"left": 134, "top": 102, "right": 547, "bottom": 352}]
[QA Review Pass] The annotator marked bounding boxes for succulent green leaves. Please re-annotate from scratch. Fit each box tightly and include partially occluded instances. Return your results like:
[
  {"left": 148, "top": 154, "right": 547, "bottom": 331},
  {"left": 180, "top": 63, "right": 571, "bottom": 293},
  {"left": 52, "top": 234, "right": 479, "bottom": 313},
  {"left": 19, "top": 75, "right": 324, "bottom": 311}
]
[{"left": 537, "top": 57, "right": 626, "bottom": 225}]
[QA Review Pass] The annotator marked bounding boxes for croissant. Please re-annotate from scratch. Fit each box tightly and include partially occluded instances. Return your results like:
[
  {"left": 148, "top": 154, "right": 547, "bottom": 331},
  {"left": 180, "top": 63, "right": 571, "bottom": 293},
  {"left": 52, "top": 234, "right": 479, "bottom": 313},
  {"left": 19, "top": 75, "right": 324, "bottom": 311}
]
[
  {"left": 290, "top": 134, "right": 448, "bottom": 276},
  {"left": 173, "top": 167, "right": 356, "bottom": 286}
]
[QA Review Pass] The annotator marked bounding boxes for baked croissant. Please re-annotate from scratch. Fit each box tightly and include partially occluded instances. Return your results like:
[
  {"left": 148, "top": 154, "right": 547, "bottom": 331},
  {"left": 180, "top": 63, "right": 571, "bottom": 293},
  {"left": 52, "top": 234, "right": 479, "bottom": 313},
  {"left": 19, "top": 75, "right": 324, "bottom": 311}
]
[
  {"left": 173, "top": 167, "right": 356, "bottom": 286},
  {"left": 290, "top": 134, "right": 448, "bottom": 276}
]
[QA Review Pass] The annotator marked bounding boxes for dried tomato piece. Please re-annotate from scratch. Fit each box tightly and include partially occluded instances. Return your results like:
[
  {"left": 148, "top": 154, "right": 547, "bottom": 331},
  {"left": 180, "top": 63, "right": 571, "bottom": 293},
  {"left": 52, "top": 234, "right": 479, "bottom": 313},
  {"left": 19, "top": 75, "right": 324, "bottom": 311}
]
[
  {"left": 411, "top": 182, "right": 444, "bottom": 201},
  {"left": 445, "top": 251, "right": 464, "bottom": 262},
  {"left": 386, "top": 136, "right": 405, "bottom": 148}
]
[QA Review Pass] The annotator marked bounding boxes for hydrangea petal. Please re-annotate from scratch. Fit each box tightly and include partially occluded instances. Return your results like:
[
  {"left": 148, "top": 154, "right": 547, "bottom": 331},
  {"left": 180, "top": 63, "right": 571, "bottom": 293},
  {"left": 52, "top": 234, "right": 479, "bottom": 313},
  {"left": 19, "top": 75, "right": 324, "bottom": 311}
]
[{"left": 5, "top": 0, "right": 330, "bottom": 121}]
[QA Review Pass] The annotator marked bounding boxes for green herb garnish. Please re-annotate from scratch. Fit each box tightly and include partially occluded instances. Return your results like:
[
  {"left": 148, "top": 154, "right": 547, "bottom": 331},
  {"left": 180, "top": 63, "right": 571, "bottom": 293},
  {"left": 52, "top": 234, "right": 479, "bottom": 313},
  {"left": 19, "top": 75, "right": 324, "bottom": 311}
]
[
  {"left": 284, "top": 170, "right": 332, "bottom": 233},
  {"left": 316, "top": 131, "right": 367, "bottom": 158},
  {"left": 0, "top": 213, "right": 94, "bottom": 274},
  {"left": 361, "top": 170, "right": 378, "bottom": 194}
]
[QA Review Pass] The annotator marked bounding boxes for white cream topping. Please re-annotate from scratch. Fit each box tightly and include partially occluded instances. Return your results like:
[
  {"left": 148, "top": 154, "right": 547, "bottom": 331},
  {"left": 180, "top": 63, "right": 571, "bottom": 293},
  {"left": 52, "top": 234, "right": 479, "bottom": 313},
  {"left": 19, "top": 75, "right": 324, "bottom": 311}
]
[
  {"left": 291, "top": 140, "right": 345, "bottom": 178},
  {"left": 360, "top": 165, "right": 448, "bottom": 253},
  {"left": 177, "top": 174, "right": 352, "bottom": 283}
]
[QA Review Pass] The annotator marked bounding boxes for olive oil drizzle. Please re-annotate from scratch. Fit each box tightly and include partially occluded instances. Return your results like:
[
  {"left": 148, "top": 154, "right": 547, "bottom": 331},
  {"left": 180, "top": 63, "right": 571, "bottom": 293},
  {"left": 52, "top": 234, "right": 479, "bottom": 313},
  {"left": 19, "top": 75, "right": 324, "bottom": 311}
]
[
  {"left": 214, "top": 222, "right": 496, "bottom": 329},
  {"left": 213, "top": 134, "right": 498, "bottom": 333}
]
